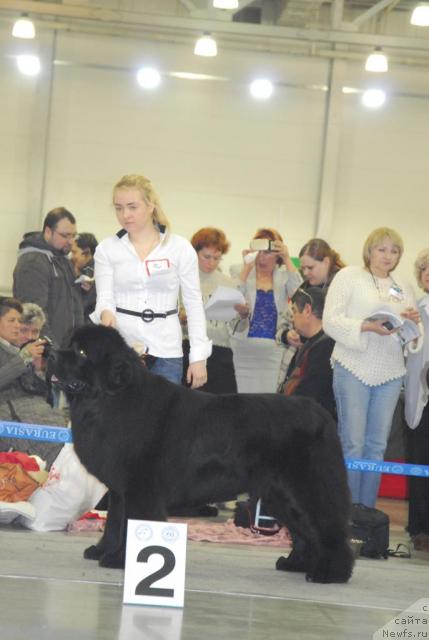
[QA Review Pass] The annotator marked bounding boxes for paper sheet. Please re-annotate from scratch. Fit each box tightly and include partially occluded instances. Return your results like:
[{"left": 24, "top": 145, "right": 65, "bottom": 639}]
[{"left": 204, "top": 286, "right": 245, "bottom": 321}]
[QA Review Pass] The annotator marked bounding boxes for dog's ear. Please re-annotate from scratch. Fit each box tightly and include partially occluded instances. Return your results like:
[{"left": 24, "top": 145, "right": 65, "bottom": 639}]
[{"left": 105, "top": 359, "right": 133, "bottom": 394}]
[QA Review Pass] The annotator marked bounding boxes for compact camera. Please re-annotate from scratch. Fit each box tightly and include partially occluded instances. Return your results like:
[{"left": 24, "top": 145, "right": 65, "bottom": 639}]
[
  {"left": 249, "top": 238, "right": 275, "bottom": 252},
  {"left": 40, "top": 336, "right": 53, "bottom": 359}
]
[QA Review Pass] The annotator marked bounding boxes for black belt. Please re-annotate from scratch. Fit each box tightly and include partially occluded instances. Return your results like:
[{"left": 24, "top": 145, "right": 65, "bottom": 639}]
[{"left": 116, "top": 307, "right": 178, "bottom": 323}]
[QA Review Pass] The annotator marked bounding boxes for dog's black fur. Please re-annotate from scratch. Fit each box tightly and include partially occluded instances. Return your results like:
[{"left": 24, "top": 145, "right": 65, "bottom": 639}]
[{"left": 50, "top": 324, "right": 354, "bottom": 583}]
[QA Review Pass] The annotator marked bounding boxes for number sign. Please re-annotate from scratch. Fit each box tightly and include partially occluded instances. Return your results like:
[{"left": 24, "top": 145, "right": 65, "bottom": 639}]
[{"left": 123, "top": 520, "right": 187, "bottom": 608}]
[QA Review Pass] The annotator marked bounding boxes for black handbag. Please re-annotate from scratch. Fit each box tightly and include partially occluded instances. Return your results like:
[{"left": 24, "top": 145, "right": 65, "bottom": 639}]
[{"left": 350, "top": 503, "right": 390, "bottom": 559}]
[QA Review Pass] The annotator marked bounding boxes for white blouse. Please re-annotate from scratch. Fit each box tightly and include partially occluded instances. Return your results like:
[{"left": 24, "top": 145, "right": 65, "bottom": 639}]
[
  {"left": 323, "top": 266, "right": 421, "bottom": 386},
  {"left": 91, "top": 231, "right": 212, "bottom": 363}
]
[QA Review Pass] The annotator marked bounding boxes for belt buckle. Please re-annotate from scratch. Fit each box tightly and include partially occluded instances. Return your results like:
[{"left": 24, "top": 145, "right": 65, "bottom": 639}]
[{"left": 141, "top": 308, "right": 155, "bottom": 323}]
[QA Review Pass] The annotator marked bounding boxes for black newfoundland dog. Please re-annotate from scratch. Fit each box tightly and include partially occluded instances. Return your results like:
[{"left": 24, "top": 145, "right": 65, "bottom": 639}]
[{"left": 51, "top": 324, "right": 353, "bottom": 583}]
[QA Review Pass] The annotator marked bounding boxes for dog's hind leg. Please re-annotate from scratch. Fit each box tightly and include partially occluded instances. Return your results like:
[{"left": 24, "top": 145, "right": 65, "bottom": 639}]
[
  {"left": 277, "top": 442, "right": 354, "bottom": 584},
  {"left": 262, "top": 487, "right": 320, "bottom": 576},
  {"left": 266, "top": 477, "right": 353, "bottom": 584},
  {"left": 303, "top": 439, "right": 354, "bottom": 584}
]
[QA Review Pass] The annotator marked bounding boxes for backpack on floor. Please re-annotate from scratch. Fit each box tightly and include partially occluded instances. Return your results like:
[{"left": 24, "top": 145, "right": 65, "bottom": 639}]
[{"left": 350, "top": 503, "right": 390, "bottom": 559}]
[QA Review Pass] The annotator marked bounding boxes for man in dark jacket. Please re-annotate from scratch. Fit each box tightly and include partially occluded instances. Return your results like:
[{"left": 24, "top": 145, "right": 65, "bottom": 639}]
[
  {"left": 281, "top": 286, "right": 336, "bottom": 417},
  {"left": 13, "top": 207, "right": 84, "bottom": 347}
]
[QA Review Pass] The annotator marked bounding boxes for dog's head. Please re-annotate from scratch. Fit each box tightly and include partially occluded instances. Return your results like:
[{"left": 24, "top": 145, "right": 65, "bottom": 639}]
[{"left": 49, "top": 325, "right": 141, "bottom": 396}]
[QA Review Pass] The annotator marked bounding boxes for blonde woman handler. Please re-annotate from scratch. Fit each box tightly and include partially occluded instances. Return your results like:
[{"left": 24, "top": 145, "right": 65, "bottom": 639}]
[
  {"left": 323, "top": 227, "right": 421, "bottom": 508},
  {"left": 91, "top": 174, "right": 211, "bottom": 387}
]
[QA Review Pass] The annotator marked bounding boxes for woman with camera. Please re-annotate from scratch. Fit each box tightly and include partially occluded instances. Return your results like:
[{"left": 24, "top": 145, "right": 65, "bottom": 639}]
[
  {"left": 0, "top": 297, "right": 68, "bottom": 468},
  {"left": 229, "top": 228, "right": 302, "bottom": 392}
]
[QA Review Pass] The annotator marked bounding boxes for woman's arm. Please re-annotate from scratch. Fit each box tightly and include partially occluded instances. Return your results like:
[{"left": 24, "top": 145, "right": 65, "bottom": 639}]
[
  {"left": 0, "top": 347, "right": 28, "bottom": 390},
  {"left": 179, "top": 241, "right": 212, "bottom": 388},
  {"left": 322, "top": 269, "right": 370, "bottom": 351},
  {"left": 91, "top": 243, "right": 117, "bottom": 327}
]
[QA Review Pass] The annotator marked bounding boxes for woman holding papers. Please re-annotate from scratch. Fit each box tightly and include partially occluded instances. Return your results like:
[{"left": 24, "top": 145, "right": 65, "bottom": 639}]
[
  {"left": 92, "top": 174, "right": 211, "bottom": 387},
  {"left": 404, "top": 249, "right": 429, "bottom": 551},
  {"left": 181, "top": 227, "right": 246, "bottom": 393},
  {"left": 229, "top": 228, "right": 302, "bottom": 393},
  {"left": 323, "top": 227, "right": 421, "bottom": 508}
]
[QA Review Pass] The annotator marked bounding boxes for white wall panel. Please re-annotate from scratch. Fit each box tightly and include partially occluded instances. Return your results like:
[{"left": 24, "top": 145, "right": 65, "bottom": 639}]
[{"left": 1, "top": 25, "right": 428, "bottom": 296}]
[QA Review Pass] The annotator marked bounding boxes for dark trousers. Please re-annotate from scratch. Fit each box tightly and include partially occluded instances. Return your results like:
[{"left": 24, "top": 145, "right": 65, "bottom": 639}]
[
  {"left": 407, "top": 402, "right": 429, "bottom": 535},
  {"left": 182, "top": 341, "right": 237, "bottom": 394}
]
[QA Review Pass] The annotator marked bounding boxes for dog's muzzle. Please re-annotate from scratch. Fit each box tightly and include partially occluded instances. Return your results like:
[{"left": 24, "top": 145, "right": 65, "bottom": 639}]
[{"left": 51, "top": 375, "right": 88, "bottom": 395}]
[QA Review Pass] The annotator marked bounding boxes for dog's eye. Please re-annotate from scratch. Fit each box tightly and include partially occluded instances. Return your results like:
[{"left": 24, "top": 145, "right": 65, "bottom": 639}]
[{"left": 78, "top": 349, "right": 87, "bottom": 358}]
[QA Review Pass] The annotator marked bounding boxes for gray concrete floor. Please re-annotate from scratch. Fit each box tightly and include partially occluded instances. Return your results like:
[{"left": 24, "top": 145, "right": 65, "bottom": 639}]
[{"left": 0, "top": 499, "right": 428, "bottom": 640}]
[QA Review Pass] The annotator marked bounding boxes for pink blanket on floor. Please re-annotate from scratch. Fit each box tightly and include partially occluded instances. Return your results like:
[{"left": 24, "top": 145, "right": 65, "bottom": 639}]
[
  {"left": 179, "top": 518, "right": 292, "bottom": 547},
  {"left": 68, "top": 514, "right": 292, "bottom": 547}
]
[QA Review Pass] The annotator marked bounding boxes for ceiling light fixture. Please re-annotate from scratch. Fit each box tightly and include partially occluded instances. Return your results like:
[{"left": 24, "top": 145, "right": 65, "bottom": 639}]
[
  {"left": 16, "top": 55, "right": 41, "bottom": 76},
  {"left": 12, "top": 14, "right": 35, "bottom": 39},
  {"left": 361, "top": 89, "right": 386, "bottom": 109},
  {"left": 410, "top": 3, "right": 429, "bottom": 26},
  {"left": 136, "top": 67, "right": 161, "bottom": 89},
  {"left": 365, "top": 47, "right": 388, "bottom": 73},
  {"left": 194, "top": 33, "right": 218, "bottom": 57},
  {"left": 213, "top": 0, "right": 239, "bottom": 8},
  {"left": 249, "top": 78, "right": 274, "bottom": 100}
]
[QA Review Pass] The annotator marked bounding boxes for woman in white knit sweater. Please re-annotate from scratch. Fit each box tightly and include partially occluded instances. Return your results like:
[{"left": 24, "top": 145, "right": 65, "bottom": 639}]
[{"left": 323, "top": 227, "right": 421, "bottom": 508}]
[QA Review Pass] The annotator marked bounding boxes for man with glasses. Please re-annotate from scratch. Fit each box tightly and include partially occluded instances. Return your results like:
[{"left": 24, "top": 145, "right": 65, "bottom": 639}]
[
  {"left": 279, "top": 287, "right": 336, "bottom": 417},
  {"left": 13, "top": 207, "right": 84, "bottom": 347}
]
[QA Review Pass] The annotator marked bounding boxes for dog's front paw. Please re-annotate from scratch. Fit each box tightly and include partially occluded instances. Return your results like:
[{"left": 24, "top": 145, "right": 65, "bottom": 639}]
[
  {"left": 84, "top": 544, "right": 103, "bottom": 560},
  {"left": 99, "top": 551, "right": 125, "bottom": 569}
]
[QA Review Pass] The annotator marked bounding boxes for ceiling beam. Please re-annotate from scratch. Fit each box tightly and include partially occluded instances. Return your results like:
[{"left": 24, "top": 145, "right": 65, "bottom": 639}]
[
  {"left": 352, "top": 0, "right": 398, "bottom": 27},
  {"left": 1, "top": 0, "right": 429, "bottom": 53},
  {"left": 179, "top": 0, "right": 198, "bottom": 13}
]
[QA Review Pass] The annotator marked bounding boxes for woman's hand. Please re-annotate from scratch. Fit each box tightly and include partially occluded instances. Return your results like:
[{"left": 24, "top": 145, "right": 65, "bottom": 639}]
[
  {"left": 20, "top": 339, "right": 47, "bottom": 370},
  {"left": 234, "top": 303, "right": 250, "bottom": 319},
  {"left": 101, "top": 310, "right": 117, "bottom": 328},
  {"left": 271, "top": 241, "right": 296, "bottom": 271},
  {"left": 80, "top": 280, "right": 94, "bottom": 292},
  {"left": 361, "top": 319, "right": 398, "bottom": 336},
  {"left": 238, "top": 250, "right": 256, "bottom": 282},
  {"left": 401, "top": 307, "right": 420, "bottom": 325},
  {"left": 286, "top": 329, "right": 303, "bottom": 348},
  {"left": 21, "top": 339, "right": 46, "bottom": 360},
  {"left": 186, "top": 361, "right": 207, "bottom": 389}
]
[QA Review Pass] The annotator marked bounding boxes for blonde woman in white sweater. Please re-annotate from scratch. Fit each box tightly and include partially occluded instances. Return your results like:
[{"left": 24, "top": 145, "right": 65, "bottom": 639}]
[{"left": 323, "top": 228, "right": 421, "bottom": 508}]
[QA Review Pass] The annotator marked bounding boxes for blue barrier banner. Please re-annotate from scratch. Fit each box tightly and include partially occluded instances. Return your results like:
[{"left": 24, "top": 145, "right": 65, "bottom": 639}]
[
  {"left": 0, "top": 421, "right": 72, "bottom": 444},
  {"left": 345, "top": 458, "right": 429, "bottom": 478},
  {"left": 1, "top": 420, "right": 429, "bottom": 477}
]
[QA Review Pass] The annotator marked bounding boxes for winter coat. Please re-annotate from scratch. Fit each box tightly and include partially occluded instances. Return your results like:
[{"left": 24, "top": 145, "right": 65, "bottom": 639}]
[{"left": 13, "top": 232, "right": 84, "bottom": 347}]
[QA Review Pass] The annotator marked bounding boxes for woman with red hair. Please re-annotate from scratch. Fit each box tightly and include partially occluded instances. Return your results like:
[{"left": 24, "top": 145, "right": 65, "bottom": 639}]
[{"left": 181, "top": 227, "right": 246, "bottom": 394}]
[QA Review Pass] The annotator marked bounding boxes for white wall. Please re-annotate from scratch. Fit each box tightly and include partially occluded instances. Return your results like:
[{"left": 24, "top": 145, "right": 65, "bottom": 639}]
[{"left": 0, "top": 24, "right": 428, "bottom": 294}]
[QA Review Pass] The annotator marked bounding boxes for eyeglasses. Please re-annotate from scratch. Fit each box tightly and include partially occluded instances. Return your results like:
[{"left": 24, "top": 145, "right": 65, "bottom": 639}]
[
  {"left": 200, "top": 253, "right": 222, "bottom": 263},
  {"left": 296, "top": 288, "right": 314, "bottom": 305},
  {"left": 54, "top": 230, "right": 78, "bottom": 241}
]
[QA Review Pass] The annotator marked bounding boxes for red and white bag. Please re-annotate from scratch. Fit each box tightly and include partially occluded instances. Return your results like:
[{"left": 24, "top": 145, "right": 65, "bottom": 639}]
[{"left": 19, "top": 443, "right": 107, "bottom": 532}]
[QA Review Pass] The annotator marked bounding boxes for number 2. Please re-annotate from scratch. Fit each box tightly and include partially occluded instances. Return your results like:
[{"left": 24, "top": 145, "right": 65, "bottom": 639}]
[{"left": 135, "top": 545, "right": 176, "bottom": 598}]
